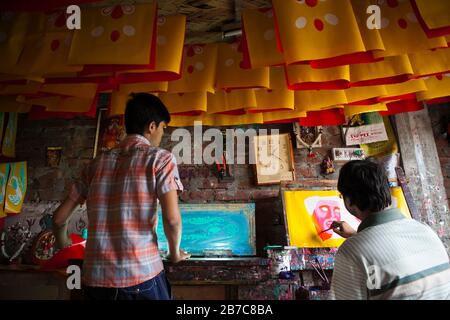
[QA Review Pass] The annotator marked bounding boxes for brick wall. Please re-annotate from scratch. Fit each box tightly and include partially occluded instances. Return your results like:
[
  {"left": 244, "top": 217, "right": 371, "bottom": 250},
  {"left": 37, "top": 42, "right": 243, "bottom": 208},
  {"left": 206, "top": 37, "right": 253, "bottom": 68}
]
[
  {"left": 16, "top": 117, "right": 345, "bottom": 203},
  {"left": 14, "top": 114, "right": 346, "bottom": 253},
  {"left": 428, "top": 104, "right": 450, "bottom": 206}
]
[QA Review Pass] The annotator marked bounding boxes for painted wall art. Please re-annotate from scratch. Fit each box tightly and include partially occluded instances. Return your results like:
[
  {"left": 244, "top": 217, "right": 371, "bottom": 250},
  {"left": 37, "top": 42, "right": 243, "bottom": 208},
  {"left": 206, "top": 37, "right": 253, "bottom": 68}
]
[{"left": 283, "top": 187, "right": 411, "bottom": 248}]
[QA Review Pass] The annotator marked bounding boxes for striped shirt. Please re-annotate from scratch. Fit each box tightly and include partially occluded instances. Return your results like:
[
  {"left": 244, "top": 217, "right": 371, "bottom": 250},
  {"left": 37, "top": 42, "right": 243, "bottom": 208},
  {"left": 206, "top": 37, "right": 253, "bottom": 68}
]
[
  {"left": 330, "top": 208, "right": 450, "bottom": 300},
  {"left": 69, "top": 134, "right": 183, "bottom": 288}
]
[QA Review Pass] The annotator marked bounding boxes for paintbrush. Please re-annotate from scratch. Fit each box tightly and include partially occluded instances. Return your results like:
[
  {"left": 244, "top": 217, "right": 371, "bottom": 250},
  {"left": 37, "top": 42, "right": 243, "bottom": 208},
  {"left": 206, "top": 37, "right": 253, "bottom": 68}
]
[{"left": 319, "top": 226, "right": 335, "bottom": 234}]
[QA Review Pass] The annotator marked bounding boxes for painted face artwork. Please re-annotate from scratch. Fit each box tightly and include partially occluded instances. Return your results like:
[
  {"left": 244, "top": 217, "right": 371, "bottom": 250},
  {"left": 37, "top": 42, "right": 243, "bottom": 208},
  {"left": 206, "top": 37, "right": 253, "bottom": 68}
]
[{"left": 312, "top": 200, "right": 341, "bottom": 240}]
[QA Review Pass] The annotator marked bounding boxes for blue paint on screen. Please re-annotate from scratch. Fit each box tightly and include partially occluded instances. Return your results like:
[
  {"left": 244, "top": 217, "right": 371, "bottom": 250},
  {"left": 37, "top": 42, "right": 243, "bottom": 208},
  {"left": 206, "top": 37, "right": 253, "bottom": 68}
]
[{"left": 156, "top": 203, "right": 255, "bottom": 256}]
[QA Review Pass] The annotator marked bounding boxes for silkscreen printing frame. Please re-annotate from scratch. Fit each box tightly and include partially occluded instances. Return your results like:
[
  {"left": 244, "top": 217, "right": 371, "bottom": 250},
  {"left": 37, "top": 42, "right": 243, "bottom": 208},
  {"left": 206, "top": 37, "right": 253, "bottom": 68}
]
[{"left": 156, "top": 203, "right": 256, "bottom": 257}]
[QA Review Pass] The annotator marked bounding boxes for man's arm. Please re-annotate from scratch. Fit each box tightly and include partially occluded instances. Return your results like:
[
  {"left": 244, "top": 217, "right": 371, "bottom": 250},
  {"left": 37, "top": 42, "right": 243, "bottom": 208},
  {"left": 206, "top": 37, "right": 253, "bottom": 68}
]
[
  {"left": 159, "top": 190, "right": 190, "bottom": 263},
  {"left": 52, "top": 197, "right": 80, "bottom": 249}
]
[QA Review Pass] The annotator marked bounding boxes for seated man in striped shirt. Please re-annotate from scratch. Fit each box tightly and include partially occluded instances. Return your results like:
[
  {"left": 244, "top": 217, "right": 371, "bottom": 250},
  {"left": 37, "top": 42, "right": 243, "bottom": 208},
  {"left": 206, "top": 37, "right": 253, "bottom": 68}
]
[
  {"left": 53, "top": 93, "right": 190, "bottom": 300},
  {"left": 330, "top": 160, "right": 450, "bottom": 300}
]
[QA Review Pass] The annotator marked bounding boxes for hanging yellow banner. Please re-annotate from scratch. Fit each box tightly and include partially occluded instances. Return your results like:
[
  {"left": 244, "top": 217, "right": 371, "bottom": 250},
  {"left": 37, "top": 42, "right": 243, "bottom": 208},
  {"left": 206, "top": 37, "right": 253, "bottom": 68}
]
[
  {"left": 272, "top": 0, "right": 366, "bottom": 64},
  {"left": 168, "top": 44, "right": 218, "bottom": 94},
  {"left": 215, "top": 42, "right": 270, "bottom": 90},
  {"left": 372, "top": 0, "right": 447, "bottom": 58},
  {"left": 0, "top": 12, "right": 32, "bottom": 73},
  {"left": 242, "top": 8, "right": 284, "bottom": 68},
  {"left": 2, "top": 112, "right": 18, "bottom": 158},
  {"left": 0, "top": 163, "right": 10, "bottom": 218},
  {"left": 5, "top": 161, "right": 27, "bottom": 214},
  {"left": 160, "top": 92, "right": 207, "bottom": 114},
  {"left": 295, "top": 89, "right": 347, "bottom": 112},
  {"left": 417, "top": 74, "right": 450, "bottom": 101},
  {"left": 409, "top": 48, "right": 450, "bottom": 77},
  {"left": 0, "top": 113, "right": 4, "bottom": 148},
  {"left": 69, "top": 2, "right": 157, "bottom": 65}
]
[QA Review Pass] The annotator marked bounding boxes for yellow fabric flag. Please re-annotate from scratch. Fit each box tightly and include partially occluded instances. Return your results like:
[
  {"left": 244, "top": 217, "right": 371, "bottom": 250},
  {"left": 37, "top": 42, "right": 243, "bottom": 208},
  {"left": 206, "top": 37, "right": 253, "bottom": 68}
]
[
  {"left": 207, "top": 90, "right": 257, "bottom": 115},
  {"left": 206, "top": 91, "right": 226, "bottom": 115},
  {"left": 248, "top": 67, "right": 293, "bottom": 112},
  {"left": 295, "top": 90, "right": 347, "bottom": 112},
  {"left": 153, "top": 15, "right": 185, "bottom": 76},
  {"left": 0, "top": 113, "right": 4, "bottom": 147},
  {"left": 109, "top": 90, "right": 129, "bottom": 117},
  {"left": 350, "top": 55, "right": 414, "bottom": 85},
  {"left": 272, "top": 0, "right": 366, "bottom": 64},
  {"left": 285, "top": 64, "right": 350, "bottom": 90},
  {"left": 2, "top": 112, "right": 18, "bottom": 158},
  {"left": 168, "top": 113, "right": 264, "bottom": 127},
  {"left": 109, "top": 88, "right": 164, "bottom": 117},
  {"left": 0, "top": 82, "right": 41, "bottom": 95},
  {"left": 6, "top": 12, "right": 83, "bottom": 77},
  {"left": 283, "top": 188, "right": 410, "bottom": 248},
  {"left": 344, "top": 103, "right": 388, "bottom": 118},
  {"left": 5, "top": 161, "right": 27, "bottom": 214},
  {"left": 417, "top": 74, "right": 450, "bottom": 101},
  {"left": 18, "top": 31, "right": 82, "bottom": 76},
  {"left": 168, "top": 44, "right": 218, "bottom": 94},
  {"left": 0, "top": 163, "right": 10, "bottom": 218},
  {"left": 381, "top": 79, "right": 427, "bottom": 101},
  {"left": 160, "top": 92, "right": 207, "bottom": 114},
  {"left": 38, "top": 83, "right": 98, "bottom": 99},
  {"left": 344, "top": 85, "right": 387, "bottom": 104},
  {"left": 413, "top": 0, "right": 450, "bottom": 31},
  {"left": 350, "top": 0, "right": 385, "bottom": 53},
  {"left": 372, "top": 0, "right": 447, "bottom": 58},
  {"left": 0, "top": 12, "right": 31, "bottom": 73},
  {"left": 69, "top": 2, "right": 158, "bottom": 65},
  {"left": 22, "top": 96, "right": 94, "bottom": 113},
  {"left": 253, "top": 88, "right": 294, "bottom": 113},
  {"left": 45, "top": 97, "right": 95, "bottom": 113},
  {"left": 409, "top": 48, "right": 450, "bottom": 77},
  {"left": 0, "top": 97, "right": 31, "bottom": 113},
  {"left": 242, "top": 8, "right": 284, "bottom": 68},
  {"left": 119, "top": 82, "right": 168, "bottom": 94},
  {"left": 262, "top": 109, "right": 307, "bottom": 123},
  {"left": 215, "top": 42, "right": 270, "bottom": 90}
]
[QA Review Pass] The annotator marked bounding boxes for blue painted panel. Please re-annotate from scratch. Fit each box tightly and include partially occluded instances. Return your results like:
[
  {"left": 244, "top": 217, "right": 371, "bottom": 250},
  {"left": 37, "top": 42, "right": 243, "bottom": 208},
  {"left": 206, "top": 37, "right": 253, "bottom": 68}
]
[{"left": 156, "top": 203, "right": 256, "bottom": 256}]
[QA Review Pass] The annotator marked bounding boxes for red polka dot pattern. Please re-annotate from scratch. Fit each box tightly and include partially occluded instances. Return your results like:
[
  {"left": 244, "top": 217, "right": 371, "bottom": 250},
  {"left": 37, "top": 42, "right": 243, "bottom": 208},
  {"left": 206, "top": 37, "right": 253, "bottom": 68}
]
[
  {"left": 111, "top": 5, "right": 124, "bottom": 19},
  {"left": 110, "top": 30, "right": 120, "bottom": 42},
  {"left": 51, "top": 40, "right": 60, "bottom": 51},
  {"left": 306, "top": 0, "right": 318, "bottom": 7},
  {"left": 398, "top": 18, "right": 407, "bottom": 29},
  {"left": 314, "top": 19, "right": 324, "bottom": 31}
]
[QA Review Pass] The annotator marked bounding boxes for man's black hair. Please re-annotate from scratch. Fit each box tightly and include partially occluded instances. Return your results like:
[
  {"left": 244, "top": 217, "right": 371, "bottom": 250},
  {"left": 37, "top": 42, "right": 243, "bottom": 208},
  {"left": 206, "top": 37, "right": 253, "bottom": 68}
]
[
  {"left": 337, "top": 159, "right": 392, "bottom": 213},
  {"left": 124, "top": 93, "right": 171, "bottom": 135}
]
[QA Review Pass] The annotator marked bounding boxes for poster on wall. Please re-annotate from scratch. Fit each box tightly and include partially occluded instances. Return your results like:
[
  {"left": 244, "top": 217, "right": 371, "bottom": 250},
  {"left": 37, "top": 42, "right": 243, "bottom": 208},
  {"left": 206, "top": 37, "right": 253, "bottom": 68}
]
[
  {"left": 360, "top": 116, "right": 398, "bottom": 157},
  {"left": 283, "top": 187, "right": 411, "bottom": 248},
  {"left": 1, "top": 112, "right": 18, "bottom": 158},
  {"left": 0, "top": 112, "right": 5, "bottom": 148},
  {"left": 342, "top": 112, "right": 388, "bottom": 146},
  {"left": 0, "top": 163, "right": 10, "bottom": 218},
  {"left": 97, "top": 114, "right": 126, "bottom": 155},
  {"left": 361, "top": 116, "right": 400, "bottom": 185},
  {"left": 5, "top": 161, "right": 27, "bottom": 215}
]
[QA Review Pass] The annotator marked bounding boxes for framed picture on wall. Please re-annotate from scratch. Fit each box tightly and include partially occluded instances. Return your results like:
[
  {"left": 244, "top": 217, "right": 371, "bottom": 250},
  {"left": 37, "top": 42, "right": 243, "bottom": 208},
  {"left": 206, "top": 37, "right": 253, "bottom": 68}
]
[
  {"left": 252, "top": 133, "right": 295, "bottom": 185},
  {"left": 93, "top": 109, "right": 126, "bottom": 158}
]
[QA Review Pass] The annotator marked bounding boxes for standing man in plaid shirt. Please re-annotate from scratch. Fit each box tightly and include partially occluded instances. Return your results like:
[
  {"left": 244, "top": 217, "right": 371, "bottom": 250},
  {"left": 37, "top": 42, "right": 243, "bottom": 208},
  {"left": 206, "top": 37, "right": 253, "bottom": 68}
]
[{"left": 52, "top": 93, "right": 190, "bottom": 300}]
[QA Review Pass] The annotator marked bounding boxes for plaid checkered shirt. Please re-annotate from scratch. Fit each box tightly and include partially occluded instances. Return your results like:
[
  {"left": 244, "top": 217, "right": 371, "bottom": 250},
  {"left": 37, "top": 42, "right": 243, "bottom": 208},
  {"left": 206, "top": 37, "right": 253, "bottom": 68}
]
[{"left": 69, "top": 134, "right": 183, "bottom": 287}]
